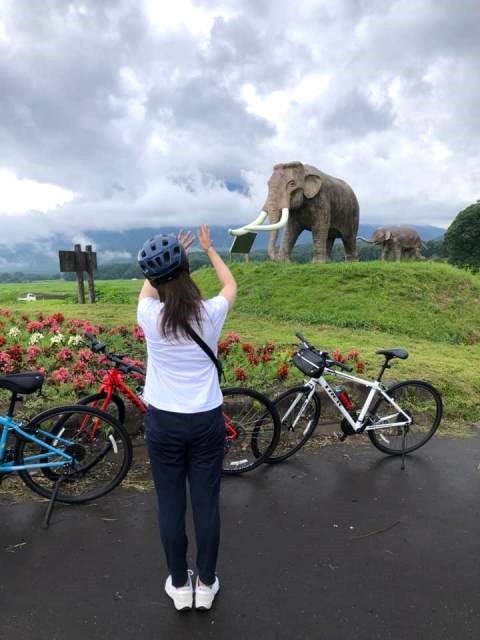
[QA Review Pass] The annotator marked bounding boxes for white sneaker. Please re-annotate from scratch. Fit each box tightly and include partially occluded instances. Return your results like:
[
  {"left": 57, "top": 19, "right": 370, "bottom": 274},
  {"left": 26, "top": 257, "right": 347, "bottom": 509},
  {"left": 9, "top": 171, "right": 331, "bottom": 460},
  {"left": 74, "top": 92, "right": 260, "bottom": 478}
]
[
  {"left": 165, "top": 570, "right": 193, "bottom": 611},
  {"left": 195, "top": 576, "right": 220, "bottom": 610}
]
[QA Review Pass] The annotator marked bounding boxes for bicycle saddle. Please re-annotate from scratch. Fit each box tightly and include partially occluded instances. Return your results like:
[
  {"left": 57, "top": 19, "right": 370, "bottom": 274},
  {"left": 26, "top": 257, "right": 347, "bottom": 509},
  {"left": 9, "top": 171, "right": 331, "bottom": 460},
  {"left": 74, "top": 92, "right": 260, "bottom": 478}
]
[
  {"left": 376, "top": 348, "right": 409, "bottom": 360},
  {"left": 0, "top": 372, "right": 44, "bottom": 395}
]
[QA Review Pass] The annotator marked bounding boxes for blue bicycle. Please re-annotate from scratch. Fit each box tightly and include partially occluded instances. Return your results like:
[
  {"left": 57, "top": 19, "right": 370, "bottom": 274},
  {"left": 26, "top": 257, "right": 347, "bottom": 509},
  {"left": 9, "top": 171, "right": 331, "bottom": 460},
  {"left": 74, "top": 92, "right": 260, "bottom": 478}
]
[{"left": 0, "top": 372, "right": 132, "bottom": 513}]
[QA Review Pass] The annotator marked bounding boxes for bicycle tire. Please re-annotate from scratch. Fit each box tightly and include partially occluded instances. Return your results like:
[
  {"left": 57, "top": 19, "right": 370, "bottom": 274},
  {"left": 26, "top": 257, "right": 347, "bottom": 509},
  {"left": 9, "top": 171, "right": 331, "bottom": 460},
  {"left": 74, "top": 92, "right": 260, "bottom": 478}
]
[
  {"left": 16, "top": 405, "right": 132, "bottom": 504},
  {"left": 77, "top": 391, "right": 126, "bottom": 424},
  {"left": 266, "top": 386, "right": 321, "bottom": 463},
  {"left": 221, "top": 387, "right": 280, "bottom": 475},
  {"left": 367, "top": 380, "right": 443, "bottom": 455}
]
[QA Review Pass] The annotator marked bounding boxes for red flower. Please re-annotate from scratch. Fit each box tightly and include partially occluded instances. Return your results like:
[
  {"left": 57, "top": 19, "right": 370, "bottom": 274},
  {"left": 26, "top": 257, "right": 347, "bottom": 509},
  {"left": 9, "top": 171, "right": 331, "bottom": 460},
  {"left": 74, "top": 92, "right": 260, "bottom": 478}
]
[
  {"left": 133, "top": 325, "right": 145, "bottom": 341},
  {"left": 331, "top": 350, "right": 345, "bottom": 363},
  {"left": 248, "top": 353, "right": 260, "bottom": 366},
  {"left": 355, "top": 361, "right": 366, "bottom": 373},
  {"left": 347, "top": 350, "right": 360, "bottom": 361},
  {"left": 261, "top": 352, "right": 272, "bottom": 363},
  {"left": 51, "top": 367, "right": 70, "bottom": 384},
  {"left": 276, "top": 363, "right": 289, "bottom": 380},
  {"left": 51, "top": 312, "right": 65, "bottom": 324},
  {"left": 0, "top": 336, "right": 6, "bottom": 347},
  {"left": 234, "top": 367, "right": 248, "bottom": 381},
  {"left": 0, "top": 309, "right": 11, "bottom": 317},
  {"left": 6, "top": 345, "right": 23, "bottom": 363},
  {"left": 266, "top": 341, "right": 276, "bottom": 353},
  {"left": 218, "top": 340, "right": 230, "bottom": 354},
  {"left": 241, "top": 343, "right": 254, "bottom": 354},
  {"left": 21, "top": 314, "right": 30, "bottom": 322},
  {"left": 226, "top": 332, "right": 240, "bottom": 343},
  {"left": 109, "top": 325, "right": 129, "bottom": 337}
]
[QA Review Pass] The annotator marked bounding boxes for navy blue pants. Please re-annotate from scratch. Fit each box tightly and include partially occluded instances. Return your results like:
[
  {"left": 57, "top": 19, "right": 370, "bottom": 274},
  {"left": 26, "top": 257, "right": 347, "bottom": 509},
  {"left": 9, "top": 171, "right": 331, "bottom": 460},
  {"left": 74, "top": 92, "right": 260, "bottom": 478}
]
[{"left": 144, "top": 404, "right": 225, "bottom": 588}]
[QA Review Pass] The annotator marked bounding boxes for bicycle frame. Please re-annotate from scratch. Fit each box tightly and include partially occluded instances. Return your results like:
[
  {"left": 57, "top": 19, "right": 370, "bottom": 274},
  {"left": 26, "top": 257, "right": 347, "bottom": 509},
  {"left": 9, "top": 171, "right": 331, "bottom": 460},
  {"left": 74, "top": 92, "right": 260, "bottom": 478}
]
[
  {"left": 99, "top": 369, "right": 146, "bottom": 414},
  {"left": 293, "top": 367, "right": 412, "bottom": 434},
  {"left": 91, "top": 370, "right": 240, "bottom": 441},
  {"left": 0, "top": 415, "right": 74, "bottom": 473}
]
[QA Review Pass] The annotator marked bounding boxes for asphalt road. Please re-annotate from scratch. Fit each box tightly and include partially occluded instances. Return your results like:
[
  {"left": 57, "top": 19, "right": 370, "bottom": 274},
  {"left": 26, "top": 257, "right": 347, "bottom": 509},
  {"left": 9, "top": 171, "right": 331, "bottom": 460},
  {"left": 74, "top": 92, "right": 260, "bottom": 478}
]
[{"left": 2, "top": 434, "right": 480, "bottom": 640}]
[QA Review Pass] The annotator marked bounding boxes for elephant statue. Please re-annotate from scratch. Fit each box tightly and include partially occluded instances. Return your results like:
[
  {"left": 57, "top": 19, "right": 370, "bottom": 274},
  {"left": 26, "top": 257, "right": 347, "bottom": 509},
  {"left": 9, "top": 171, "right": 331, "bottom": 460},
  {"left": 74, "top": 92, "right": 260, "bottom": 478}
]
[
  {"left": 358, "top": 226, "right": 425, "bottom": 261},
  {"left": 230, "top": 162, "right": 360, "bottom": 263}
]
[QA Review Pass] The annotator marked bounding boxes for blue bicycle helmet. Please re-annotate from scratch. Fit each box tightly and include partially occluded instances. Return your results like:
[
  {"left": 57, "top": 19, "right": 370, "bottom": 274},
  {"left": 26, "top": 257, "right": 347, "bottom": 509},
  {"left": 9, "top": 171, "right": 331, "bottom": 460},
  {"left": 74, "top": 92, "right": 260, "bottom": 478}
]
[{"left": 138, "top": 234, "right": 188, "bottom": 282}]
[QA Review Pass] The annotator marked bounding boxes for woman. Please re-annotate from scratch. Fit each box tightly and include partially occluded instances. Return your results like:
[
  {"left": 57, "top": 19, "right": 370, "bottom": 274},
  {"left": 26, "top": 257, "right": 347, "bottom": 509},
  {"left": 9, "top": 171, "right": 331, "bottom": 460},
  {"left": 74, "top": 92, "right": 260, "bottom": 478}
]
[{"left": 137, "top": 225, "right": 237, "bottom": 611}]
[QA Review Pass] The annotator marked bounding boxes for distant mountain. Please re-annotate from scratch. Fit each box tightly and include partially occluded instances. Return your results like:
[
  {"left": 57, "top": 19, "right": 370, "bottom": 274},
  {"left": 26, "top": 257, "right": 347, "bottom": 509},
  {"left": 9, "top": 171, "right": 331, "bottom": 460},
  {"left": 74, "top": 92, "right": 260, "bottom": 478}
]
[{"left": 0, "top": 223, "right": 446, "bottom": 273}]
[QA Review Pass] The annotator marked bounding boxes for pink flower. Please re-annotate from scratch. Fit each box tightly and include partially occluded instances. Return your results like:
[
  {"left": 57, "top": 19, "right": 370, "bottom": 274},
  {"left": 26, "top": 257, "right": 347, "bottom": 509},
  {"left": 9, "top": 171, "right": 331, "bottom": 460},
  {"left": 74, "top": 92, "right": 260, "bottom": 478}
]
[
  {"left": 27, "top": 345, "right": 42, "bottom": 363},
  {"left": 0, "top": 352, "right": 15, "bottom": 373},
  {"left": 51, "top": 367, "right": 70, "bottom": 384},
  {"left": 57, "top": 347, "right": 73, "bottom": 362},
  {"left": 27, "top": 321, "right": 43, "bottom": 333},
  {"left": 78, "top": 348, "right": 94, "bottom": 362}
]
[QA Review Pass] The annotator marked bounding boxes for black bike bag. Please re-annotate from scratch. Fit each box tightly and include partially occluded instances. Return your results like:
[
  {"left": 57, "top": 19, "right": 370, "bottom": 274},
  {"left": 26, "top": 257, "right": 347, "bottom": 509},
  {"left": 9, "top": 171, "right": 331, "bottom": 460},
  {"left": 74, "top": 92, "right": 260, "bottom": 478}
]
[{"left": 292, "top": 348, "right": 325, "bottom": 378}]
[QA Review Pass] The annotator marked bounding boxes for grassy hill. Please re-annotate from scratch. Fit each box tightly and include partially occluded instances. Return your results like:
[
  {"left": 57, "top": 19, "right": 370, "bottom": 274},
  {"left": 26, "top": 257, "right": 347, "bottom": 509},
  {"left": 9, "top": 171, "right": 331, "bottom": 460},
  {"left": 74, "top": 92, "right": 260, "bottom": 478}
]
[
  {"left": 1, "top": 261, "right": 480, "bottom": 425},
  {"left": 195, "top": 261, "right": 480, "bottom": 345}
]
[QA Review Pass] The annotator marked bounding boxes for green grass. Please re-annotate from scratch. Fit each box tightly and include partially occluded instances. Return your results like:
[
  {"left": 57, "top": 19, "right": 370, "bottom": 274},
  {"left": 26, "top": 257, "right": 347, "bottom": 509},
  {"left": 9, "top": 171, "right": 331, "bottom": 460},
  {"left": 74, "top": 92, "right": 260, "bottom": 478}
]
[
  {"left": 194, "top": 261, "right": 480, "bottom": 344},
  {"left": 1, "top": 261, "right": 480, "bottom": 426}
]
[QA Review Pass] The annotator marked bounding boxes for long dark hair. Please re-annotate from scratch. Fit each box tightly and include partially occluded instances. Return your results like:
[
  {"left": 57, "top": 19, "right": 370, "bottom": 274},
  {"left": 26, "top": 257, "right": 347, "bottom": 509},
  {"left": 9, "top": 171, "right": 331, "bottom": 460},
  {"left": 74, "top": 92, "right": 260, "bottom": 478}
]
[{"left": 153, "top": 270, "right": 203, "bottom": 340}]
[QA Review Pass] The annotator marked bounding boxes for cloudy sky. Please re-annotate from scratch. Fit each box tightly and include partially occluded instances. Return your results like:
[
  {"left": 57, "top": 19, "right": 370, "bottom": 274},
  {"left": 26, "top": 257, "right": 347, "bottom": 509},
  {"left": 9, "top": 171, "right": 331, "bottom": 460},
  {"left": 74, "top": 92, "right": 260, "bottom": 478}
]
[{"left": 0, "top": 0, "right": 479, "bottom": 248}]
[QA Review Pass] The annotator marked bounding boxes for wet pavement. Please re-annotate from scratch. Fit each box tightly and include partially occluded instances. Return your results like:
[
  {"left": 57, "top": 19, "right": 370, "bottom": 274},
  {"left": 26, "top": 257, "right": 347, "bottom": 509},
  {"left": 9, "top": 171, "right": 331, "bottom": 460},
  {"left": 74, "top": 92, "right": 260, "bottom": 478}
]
[{"left": 2, "top": 434, "right": 480, "bottom": 640}]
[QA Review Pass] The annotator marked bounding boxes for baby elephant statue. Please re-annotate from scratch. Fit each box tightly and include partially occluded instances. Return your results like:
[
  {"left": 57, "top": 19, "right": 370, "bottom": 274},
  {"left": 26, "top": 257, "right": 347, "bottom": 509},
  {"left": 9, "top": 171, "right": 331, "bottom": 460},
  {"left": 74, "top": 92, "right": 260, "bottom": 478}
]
[{"left": 358, "top": 226, "right": 426, "bottom": 261}]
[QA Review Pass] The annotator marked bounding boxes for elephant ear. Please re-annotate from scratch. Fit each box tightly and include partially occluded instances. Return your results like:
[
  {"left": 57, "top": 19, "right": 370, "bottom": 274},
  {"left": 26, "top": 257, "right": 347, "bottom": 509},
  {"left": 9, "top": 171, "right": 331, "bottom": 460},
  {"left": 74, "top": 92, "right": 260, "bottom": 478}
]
[
  {"left": 304, "top": 174, "right": 323, "bottom": 199},
  {"left": 385, "top": 230, "right": 392, "bottom": 241}
]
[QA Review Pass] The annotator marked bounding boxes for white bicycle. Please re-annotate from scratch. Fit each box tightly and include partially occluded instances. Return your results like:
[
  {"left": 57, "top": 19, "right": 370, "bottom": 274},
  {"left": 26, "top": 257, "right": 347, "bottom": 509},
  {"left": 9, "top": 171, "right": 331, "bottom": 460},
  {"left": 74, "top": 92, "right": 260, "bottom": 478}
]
[{"left": 267, "top": 333, "right": 443, "bottom": 466}]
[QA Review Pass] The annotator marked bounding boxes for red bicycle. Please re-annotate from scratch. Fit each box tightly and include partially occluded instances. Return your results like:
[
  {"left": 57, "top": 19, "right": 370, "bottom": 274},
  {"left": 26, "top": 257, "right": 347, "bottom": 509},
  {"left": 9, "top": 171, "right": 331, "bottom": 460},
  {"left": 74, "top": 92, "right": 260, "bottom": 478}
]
[{"left": 78, "top": 333, "right": 280, "bottom": 474}]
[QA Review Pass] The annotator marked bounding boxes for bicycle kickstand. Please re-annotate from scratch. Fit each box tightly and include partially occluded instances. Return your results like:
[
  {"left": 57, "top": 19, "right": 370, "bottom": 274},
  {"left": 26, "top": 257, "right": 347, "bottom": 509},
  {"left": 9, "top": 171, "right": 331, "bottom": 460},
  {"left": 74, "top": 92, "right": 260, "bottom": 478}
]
[
  {"left": 42, "top": 466, "right": 69, "bottom": 529},
  {"left": 400, "top": 427, "right": 407, "bottom": 472}
]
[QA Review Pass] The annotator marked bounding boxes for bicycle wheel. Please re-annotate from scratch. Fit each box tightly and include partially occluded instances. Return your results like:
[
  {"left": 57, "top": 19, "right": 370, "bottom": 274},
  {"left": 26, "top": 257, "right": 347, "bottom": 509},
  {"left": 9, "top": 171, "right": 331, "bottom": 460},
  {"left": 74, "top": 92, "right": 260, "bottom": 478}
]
[
  {"left": 368, "top": 380, "right": 443, "bottom": 455},
  {"left": 221, "top": 387, "right": 280, "bottom": 475},
  {"left": 266, "top": 386, "right": 321, "bottom": 463},
  {"left": 77, "top": 391, "right": 126, "bottom": 424},
  {"left": 16, "top": 405, "right": 132, "bottom": 504}
]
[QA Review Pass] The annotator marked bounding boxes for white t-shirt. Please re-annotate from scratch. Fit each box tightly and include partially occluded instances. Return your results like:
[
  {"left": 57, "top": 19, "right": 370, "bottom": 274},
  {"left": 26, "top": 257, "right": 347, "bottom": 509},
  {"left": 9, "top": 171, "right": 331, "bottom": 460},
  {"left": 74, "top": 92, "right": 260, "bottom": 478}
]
[{"left": 137, "top": 295, "right": 229, "bottom": 413}]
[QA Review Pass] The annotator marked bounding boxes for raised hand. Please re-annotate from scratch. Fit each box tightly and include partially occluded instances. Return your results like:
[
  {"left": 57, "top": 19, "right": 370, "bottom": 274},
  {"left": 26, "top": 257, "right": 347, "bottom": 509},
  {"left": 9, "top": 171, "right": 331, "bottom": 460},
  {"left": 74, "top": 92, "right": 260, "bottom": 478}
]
[
  {"left": 198, "top": 224, "right": 213, "bottom": 252},
  {"left": 178, "top": 229, "right": 196, "bottom": 254}
]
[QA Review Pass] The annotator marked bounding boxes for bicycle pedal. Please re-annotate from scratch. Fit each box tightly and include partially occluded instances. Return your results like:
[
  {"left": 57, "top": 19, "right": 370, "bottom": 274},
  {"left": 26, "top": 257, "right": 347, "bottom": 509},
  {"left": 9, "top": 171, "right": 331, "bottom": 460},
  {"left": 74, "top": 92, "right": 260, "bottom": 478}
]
[{"left": 334, "top": 431, "right": 348, "bottom": 442}]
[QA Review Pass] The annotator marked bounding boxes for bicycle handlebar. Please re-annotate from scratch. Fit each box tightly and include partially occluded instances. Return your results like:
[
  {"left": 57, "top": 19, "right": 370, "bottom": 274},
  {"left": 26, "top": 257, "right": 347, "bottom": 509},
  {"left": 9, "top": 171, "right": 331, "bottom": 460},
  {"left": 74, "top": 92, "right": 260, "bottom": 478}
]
[{"left": 83, "top": 333, "right": 146, "bottom": 377}]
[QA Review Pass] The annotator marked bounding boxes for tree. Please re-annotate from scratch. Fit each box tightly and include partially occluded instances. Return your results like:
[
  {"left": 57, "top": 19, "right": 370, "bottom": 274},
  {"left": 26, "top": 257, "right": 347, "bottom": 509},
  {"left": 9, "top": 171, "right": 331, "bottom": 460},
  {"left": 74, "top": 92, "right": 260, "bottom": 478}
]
[{"left": 443, "top": 201, "right": 480, "bottom": 270}]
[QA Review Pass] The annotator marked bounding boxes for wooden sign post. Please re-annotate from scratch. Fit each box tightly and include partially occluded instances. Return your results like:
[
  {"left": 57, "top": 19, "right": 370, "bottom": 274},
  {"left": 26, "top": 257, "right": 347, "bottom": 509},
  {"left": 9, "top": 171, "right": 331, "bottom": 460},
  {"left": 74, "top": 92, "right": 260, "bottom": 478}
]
[{"left": 59, "top": 245, "right": 97, "bottom": 304}]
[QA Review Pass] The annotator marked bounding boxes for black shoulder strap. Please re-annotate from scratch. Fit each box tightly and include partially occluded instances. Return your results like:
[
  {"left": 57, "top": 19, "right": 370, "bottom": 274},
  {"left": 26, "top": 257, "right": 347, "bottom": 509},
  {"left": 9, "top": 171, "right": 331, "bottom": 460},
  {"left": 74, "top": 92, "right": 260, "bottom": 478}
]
[{"left": 186, "top": 325, "right": 224, "bottom": 382}]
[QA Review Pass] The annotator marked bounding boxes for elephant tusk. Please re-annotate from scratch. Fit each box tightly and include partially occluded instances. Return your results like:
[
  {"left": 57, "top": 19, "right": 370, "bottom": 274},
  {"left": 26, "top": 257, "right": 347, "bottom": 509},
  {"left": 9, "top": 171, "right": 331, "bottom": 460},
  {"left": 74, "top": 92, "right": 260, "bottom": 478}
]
[
  {"left": 229, "top": 211, "right": 268, "bottom": 236},
  {"left": 229, "top": 208, "right": 289, "bottom": 236},
  {"left": 357, "top": 236, "right": 375, "bottom": 243}
]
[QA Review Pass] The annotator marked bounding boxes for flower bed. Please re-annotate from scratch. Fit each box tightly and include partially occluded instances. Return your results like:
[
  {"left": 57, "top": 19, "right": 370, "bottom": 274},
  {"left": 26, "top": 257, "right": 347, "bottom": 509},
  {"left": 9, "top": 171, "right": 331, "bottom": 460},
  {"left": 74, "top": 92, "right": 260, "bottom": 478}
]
[{"left": 0, "top": 309, "right": 365, "bottom": 405}]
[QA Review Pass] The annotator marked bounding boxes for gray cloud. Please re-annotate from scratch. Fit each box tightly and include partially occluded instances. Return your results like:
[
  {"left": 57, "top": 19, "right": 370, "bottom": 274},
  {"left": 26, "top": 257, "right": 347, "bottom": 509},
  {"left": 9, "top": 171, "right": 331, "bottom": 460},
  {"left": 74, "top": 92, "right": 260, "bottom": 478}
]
[{"left": 0, "top": 0, "right": 479, "bottom": 252}]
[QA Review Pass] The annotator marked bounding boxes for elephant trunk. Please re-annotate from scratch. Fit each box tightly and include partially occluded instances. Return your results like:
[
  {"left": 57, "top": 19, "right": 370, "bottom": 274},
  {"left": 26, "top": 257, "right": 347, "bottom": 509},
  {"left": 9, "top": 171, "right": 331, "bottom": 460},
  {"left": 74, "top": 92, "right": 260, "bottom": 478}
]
[{"left": 357, "top": 236, "right": 375, "bottom": 244}]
